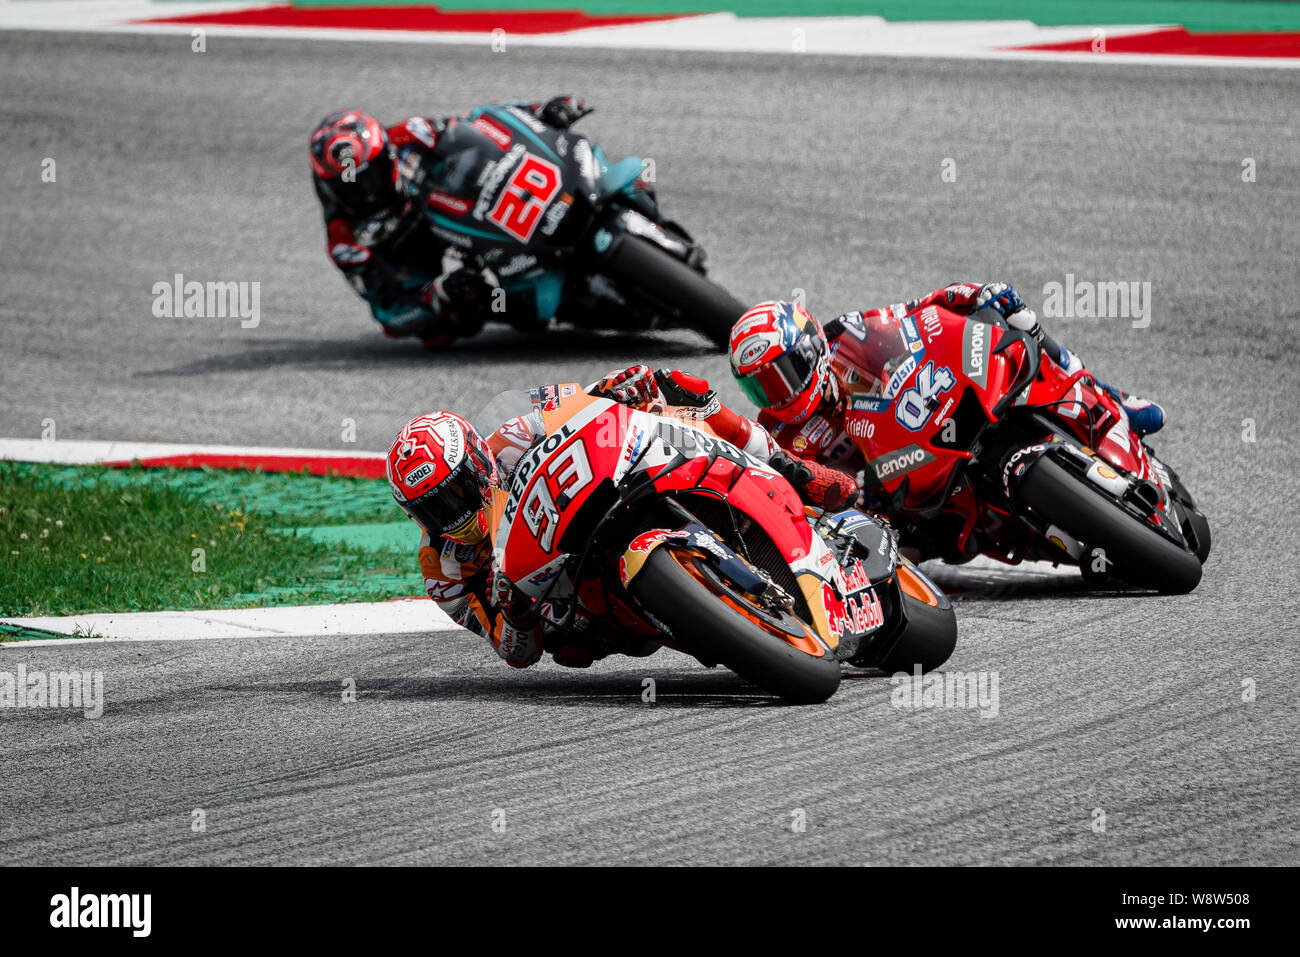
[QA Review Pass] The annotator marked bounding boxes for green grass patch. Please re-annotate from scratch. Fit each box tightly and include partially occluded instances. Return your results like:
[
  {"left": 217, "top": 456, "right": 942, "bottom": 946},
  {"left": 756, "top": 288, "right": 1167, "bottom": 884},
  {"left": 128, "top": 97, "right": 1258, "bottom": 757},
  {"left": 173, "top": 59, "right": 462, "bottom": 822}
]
[{"left": 0, "top": 462, "right": 423, "bottom": 619}]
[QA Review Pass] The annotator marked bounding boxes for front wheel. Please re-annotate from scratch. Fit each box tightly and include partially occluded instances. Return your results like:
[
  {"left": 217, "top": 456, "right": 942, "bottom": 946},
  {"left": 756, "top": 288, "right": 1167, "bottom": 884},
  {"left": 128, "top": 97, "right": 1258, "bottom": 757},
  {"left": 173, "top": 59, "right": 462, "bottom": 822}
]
[
  {"left": 631, "top": 546, "right": 842, "bottom": 704},
  {"left": 599, "top": 235, "right": 746, "bottom": 348},
  {"left": 1017, "top": 456, "right": 1202, "bottom": 594},
  {"left": 859, "top": 565, "right": 957, "bottom": 674}
]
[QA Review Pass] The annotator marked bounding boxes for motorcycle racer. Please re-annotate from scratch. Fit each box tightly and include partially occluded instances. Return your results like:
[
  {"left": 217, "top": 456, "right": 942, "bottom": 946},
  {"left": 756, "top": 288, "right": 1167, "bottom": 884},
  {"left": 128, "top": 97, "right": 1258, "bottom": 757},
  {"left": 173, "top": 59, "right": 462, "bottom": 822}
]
[
  {"left": 386, "top": 368, "right": 858, "bottom": 670},
  {"left": 310, "top": 96, "right": 594, "bottom": 349},
  {"left": 728, "top": 288, "right": 1167, "bottom": 488}
]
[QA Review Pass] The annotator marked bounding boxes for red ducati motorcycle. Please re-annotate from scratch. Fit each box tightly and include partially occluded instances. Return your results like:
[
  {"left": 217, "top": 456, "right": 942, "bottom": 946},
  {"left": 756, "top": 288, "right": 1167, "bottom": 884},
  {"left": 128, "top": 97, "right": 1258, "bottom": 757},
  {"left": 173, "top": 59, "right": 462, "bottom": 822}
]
[
  {"left": 475, "top": 384, "right": 957, "bottom": 704},
  {"left": 837, "top": 304, "right": 1209, "bottom": 594}
]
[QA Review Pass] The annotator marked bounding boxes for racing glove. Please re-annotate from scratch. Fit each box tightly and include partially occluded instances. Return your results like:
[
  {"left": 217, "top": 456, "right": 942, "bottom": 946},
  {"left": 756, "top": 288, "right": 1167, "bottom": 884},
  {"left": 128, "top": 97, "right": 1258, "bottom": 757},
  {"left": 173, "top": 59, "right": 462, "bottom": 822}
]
[
  {"left": 769, "top": 449, "right": 858, "bottom": 511},
  {"left": 975, "top": 282, "right": 1027, "bottom": 319},
  {"left": 590, "top": 364, "right": 660, "bottom": 409},
  {"left": 488, "top": 570, "right": 545, "bottom": 668},
  {"left": 539, "top": 95, "right": 593, "bottom": 129},
  {"left": 496, "top": 619, "right": 544, "bottom": 669},
  {"left": 422, "top": 266, "right": 497, "bottom": 336},
  {"left": 976, "top": 281, "right": 1061, "bottom": 354}
]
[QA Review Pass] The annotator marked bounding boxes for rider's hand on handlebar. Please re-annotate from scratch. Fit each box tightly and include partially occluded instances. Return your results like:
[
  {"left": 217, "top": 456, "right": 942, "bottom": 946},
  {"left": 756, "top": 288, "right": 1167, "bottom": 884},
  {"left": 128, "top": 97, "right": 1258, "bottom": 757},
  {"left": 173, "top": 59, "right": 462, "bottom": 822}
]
[
  {"left": 491, "top": 569, "right": 539, "bottom": 629},
  {"left": 975, "top": 282, "right": 1027, "bottom": 320},
  {"left": 540, "top": 95, "right": 593, "bottom": 129},
  {"left": 590, "top": 364, "right": 660, "bottom": 410}
]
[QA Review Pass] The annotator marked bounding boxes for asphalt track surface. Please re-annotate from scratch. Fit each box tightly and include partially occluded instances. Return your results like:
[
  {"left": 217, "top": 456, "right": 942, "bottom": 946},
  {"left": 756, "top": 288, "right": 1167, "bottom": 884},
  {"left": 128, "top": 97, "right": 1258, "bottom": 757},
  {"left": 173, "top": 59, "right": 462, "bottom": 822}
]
[{"left": 2, "top": 31, "right": 1298, "bottom": 865}]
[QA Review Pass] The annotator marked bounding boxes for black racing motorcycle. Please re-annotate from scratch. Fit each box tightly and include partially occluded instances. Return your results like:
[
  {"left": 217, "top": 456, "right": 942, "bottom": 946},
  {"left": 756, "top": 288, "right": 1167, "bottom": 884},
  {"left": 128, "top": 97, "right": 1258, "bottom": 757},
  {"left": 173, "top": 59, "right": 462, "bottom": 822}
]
[{"left": 411, "top": 104, "right": 745, "bottom": 347}]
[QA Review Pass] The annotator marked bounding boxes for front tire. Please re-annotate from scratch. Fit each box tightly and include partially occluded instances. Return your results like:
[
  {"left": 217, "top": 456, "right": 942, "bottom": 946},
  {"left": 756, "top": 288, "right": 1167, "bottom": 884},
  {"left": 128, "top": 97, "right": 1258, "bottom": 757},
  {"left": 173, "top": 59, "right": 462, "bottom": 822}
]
[
  {"left": 631, "top": 547, "right": 842, "bottom": 704},
  {"left": 1017, "top": 456, "right": 1202, "bottom": 595},
  {"left": 871, "top": 566, "right": 958, "bottom": 674},
  {"left": 600, "top": 235, "right": 745, "bottom": 348}
]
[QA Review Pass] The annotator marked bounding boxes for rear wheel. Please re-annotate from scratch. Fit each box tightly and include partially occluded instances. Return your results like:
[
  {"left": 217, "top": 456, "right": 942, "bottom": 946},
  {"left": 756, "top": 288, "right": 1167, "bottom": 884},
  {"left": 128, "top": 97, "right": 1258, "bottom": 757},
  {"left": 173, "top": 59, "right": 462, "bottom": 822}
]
[
  {"left": 1017, "top": 456, "right": 1202, "bottom": 594},
  {"left": 600, "top": 235, "right": 745, "bottom": 348},
  {"left": 631, "top": 547, "right": 841, "bottom": 704}
]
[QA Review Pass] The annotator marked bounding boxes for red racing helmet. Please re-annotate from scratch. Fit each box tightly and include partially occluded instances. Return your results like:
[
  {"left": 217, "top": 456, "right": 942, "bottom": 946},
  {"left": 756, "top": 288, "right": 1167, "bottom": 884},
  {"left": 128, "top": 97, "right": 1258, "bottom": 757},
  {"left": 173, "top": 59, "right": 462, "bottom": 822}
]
[
  {"left": 387, "top": 412, "right": 500, "bottom": 544},
  {"left": 729, "top": 300, "right": 836, "bottom": 425},
  {"left": 309, "top": 109, "right": 397, "bottom": 217}
]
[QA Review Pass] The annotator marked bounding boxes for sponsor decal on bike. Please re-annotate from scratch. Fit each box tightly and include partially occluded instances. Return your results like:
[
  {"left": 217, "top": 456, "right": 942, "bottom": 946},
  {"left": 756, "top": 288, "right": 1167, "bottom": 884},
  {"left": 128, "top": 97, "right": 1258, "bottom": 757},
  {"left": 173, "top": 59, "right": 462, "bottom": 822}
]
[
  {"left": 1001, "top": 443, "right": 1046, "bottom": 495},
  {"left": 689, "top": 530, "right": 730, "bottom": 559},
  {"left": 901, "top": 314, "right": 924, "bottom": 354},
  {"left": 503, "top": 421, "right": 577, "bottom": 523},
  {"left": 497, "top": 254, "right": 539, "bottom": 277},
  {"left": 829, "top": 585, "right": 885, "bottom": 636},
  {"left": 472, "top": 115, "right": 513, "bottom": 151},
  {"left": 845, "top": 416, "right": 874, "bottom": 440},
  {"left": 621, "top": 425, "right": 647, "bottom": 464},
  {"left": 841, "top": 559, "right": 872, "bottom": 594},
  {"left": 894, "top": 361, "right": 956, "bottom": 432},
  {"left": 617, "top": 528, "right": 683, "bottom": 587},
  {"left": 829, "top": 510, "right": 875, "bottom": 534},
  {"left": 821, "top": 581, "right": 847, "bottom": 638},
  {"left": 1044, "top": 524, "right": 1085, "bottom": 559},
  {"left": 427, "top": 190, "right": 472, "bottom": 216},
  {"left": 540, "top": 193, "right": 572, "bottom": 237},
  {"left": 921, "top": 306, "right": 944, "bottom": 343},
  {"left": 869, "top": 444, "right": 936, "bottom": 481},
  {"left": 505, "top": 106, "right": 549, "bottom": 135},
  {"left": 430, "top": 226, "right": 474, "bottom": 248},
  {"left": 883, "top": 355, "right": 917, "bottom": 400},
  {"left": 1085, "top": 458, "right": 1130, "bottom": 497},
  {"left": 472, "top": 144, "right": 525, "bottom": 219},
  {"left": 524, "top": 559, "right": 565, "bottom": 589},
  {"left": 849, "top": 394, "right": 891, "bottom": 414},
  {"left": 962, "top": 319, "right": 989, "bottom": 389}
]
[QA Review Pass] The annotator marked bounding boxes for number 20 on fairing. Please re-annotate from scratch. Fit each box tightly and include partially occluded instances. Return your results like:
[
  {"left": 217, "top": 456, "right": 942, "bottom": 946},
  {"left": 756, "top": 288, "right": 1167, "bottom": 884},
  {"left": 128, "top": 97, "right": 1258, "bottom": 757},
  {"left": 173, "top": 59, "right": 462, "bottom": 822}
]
[{"left": 488, "top": 154, "right": 563, "bottom": 243}]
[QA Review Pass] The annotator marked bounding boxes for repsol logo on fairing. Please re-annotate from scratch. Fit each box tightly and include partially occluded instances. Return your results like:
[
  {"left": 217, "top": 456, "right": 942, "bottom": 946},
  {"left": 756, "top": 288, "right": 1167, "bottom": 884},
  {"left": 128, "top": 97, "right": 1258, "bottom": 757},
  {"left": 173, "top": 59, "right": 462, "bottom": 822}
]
[
  {"left": 503, "top": 423, "right": 576, "bottom": 522},
  {"left": 870, "top": 444, "right": 934, "bottom": 480}
]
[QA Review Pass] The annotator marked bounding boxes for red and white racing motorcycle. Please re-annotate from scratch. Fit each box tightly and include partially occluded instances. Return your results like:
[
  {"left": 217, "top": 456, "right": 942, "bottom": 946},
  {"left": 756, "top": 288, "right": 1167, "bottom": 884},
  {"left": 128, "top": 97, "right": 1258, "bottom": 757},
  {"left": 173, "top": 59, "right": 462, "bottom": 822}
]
[
  {"left": 837, "top": 303, "right": 1210, "bottom": 593},
  {"left": 476, "top": 384, "right": 957, "bottom": 704}
]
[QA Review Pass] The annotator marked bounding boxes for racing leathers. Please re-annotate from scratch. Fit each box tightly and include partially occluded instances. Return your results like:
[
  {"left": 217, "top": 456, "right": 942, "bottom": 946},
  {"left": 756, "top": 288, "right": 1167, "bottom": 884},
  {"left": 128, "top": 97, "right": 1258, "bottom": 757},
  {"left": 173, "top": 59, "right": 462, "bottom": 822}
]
[
  {"left": 417, "top": 367, "right": 858, "bottom": 669},
  {"left": 315, "top": 96, "right": 590, "bottom": 348}
]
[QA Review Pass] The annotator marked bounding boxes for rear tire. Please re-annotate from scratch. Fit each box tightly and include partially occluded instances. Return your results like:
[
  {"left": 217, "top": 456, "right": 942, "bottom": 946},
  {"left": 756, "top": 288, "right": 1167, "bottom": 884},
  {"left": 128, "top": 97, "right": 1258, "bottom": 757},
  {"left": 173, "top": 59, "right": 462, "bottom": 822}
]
[
  {"left": 600, "top": 235, "right": 745, "bottom": 348},
  {"left": 631, "top": 547, "right": 841, "bottom": 704},
  {"left": 1017, "top": 456, "right": 1202, "bottom": 595}
]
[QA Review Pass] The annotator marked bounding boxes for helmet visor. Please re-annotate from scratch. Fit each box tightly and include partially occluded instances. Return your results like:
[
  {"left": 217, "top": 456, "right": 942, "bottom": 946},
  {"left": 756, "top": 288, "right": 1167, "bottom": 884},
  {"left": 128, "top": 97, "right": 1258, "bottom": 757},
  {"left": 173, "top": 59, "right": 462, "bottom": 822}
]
[
  {"left": 401, "top": 455, "right": 490, "bottom": 540},
  {"left": 338, "top": 150, "right": 395, "bottom": 216},
  {"left": 735, "top": 336, "right": 819, "bottom": 411}
]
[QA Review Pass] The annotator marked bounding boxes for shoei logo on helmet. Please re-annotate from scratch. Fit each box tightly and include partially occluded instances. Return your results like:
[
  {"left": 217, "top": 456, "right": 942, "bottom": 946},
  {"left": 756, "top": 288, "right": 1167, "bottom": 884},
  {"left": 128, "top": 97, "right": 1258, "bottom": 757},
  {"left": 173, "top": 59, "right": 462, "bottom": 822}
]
[{"left": 405, "top": 463, "right": 433, "bottom": 487}]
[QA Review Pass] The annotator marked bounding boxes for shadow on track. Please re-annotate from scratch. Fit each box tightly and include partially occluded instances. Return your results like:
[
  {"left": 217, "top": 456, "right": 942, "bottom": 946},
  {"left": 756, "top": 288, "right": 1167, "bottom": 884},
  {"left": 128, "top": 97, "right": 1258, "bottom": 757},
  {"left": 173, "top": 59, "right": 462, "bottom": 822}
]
[{"left": 136, "top": 328, "right": 714, "bottom": 378}]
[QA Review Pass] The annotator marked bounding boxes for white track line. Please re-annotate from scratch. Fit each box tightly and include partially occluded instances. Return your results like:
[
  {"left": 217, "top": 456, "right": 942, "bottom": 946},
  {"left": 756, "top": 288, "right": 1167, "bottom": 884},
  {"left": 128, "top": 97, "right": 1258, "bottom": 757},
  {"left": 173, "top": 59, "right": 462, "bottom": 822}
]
[
  {"left": 0, "top": 437, "right": 384, "bottom": 467},
  {"left": 2, "top": 598, "right": 454, "bottom": 646}
]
